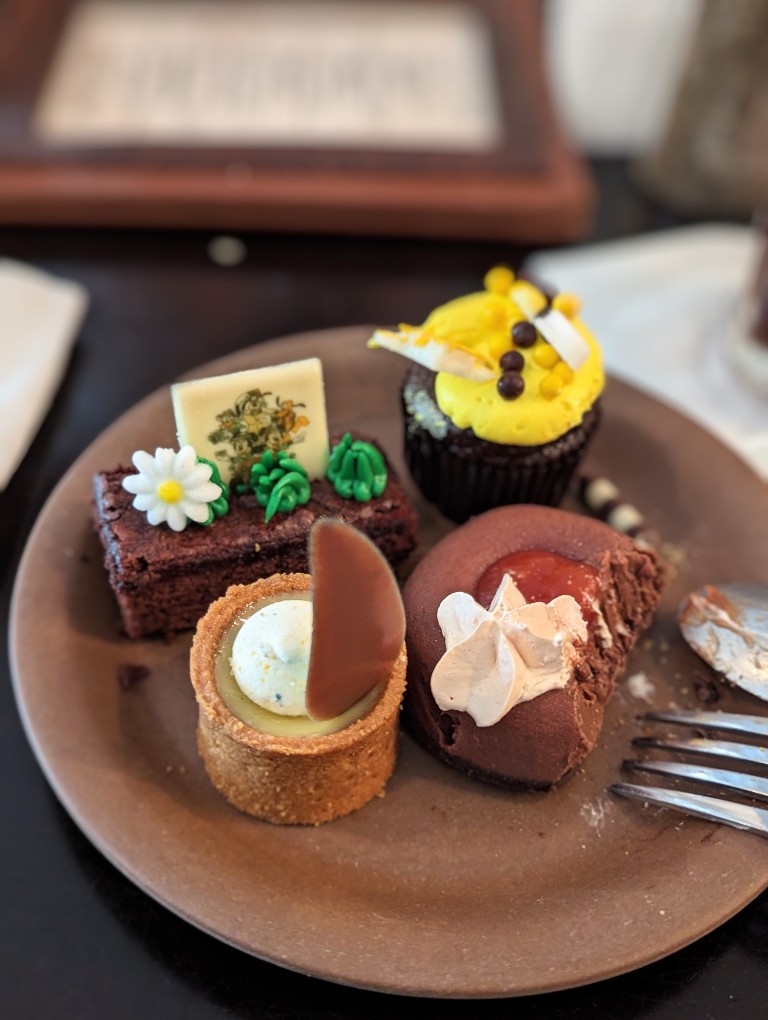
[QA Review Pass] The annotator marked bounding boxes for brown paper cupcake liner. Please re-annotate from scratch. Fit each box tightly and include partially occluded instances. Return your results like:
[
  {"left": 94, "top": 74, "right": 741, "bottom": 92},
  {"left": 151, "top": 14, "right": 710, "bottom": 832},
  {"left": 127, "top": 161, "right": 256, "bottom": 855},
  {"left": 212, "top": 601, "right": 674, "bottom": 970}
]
[{"left": 403, "top": 390, "right": 601, "bottom": 523}]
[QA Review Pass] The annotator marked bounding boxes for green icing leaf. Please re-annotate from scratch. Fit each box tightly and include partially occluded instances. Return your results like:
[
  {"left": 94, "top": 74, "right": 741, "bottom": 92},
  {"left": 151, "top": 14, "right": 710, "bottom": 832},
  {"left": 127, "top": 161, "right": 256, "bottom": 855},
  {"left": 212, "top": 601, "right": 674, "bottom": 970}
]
[
  {"left": 327, "top": 432, "right": 353, "bottom": 482},
  {"left": 326, "top": 435, "right": 388, "bottom": 502},
  {"left": 196, "top": 456, "right": 230, "bottom": 525}
]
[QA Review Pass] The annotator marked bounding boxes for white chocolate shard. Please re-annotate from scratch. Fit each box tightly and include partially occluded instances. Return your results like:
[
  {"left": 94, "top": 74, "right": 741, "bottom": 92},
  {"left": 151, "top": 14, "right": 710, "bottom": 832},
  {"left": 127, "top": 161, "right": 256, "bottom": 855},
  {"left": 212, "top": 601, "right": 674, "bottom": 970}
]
[
  {"left": 368, "top": 328, "right": 496, "bottom": 382},
  {"left": 511, "top": 286, "right": 591, "bottom": 371},
  {"left": 172, "top": 358, "right": 329, "bottom": 483},
  {"left": 532, "top": 309, "right": 591, "bottom": 370}
]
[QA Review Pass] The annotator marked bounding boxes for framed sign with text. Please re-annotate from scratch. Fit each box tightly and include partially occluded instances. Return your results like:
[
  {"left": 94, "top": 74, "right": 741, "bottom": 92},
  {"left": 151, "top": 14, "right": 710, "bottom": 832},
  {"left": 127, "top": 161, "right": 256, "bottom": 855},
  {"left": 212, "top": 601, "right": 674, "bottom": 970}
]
[{"left": 0, "top": 0, "right": 593, "bottom": 239}]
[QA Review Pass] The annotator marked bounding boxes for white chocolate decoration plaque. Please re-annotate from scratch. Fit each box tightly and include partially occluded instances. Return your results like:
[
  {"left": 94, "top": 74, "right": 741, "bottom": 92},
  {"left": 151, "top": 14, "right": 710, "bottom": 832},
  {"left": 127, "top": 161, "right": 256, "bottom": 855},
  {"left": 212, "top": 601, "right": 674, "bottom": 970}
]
[{"left": 172, "top": 358, "right": 329, "bottom": 484}]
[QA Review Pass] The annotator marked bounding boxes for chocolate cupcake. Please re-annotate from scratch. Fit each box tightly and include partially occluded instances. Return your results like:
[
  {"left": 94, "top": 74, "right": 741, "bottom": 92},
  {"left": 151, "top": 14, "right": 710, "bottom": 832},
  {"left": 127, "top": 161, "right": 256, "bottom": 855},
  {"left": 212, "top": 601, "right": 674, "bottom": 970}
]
[{"left": 369, "top": 267, "right": 604, "bottom": 523}]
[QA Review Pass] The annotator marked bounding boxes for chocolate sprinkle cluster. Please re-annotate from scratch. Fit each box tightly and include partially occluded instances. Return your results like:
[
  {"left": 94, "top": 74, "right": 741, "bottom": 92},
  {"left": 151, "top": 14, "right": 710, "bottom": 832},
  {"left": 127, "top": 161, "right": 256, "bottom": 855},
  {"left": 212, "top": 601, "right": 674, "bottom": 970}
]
[{"left": 496, "top": 321, "right": 542, "bottom": 400}]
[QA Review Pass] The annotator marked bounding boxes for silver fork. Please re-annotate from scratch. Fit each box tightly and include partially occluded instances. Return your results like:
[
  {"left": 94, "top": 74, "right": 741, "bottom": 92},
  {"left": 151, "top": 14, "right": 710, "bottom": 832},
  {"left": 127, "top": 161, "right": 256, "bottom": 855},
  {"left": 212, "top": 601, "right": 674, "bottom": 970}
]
[{"left": 611, "top": 709, "right": 768, "bottom": 838}]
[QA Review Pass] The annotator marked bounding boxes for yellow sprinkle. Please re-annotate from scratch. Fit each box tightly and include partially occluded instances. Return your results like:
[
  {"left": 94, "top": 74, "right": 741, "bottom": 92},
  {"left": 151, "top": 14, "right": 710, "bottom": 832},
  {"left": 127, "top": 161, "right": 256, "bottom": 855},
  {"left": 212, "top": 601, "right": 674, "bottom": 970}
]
[
  {"left": 487, "top": 335, "right": 511, "bottom": 362},
  {"left": 510, "top": 280, "right": 547, "bottom": 316},
  {"left": 540, "top": 374, "right": 564, "bottom": 399},
  {"left": 484, "top": 266, "right": 515, "bottom": 294},
  {"left": 552, "top": 292, "right": 581, "bottom": 318},
  {"left": 553, "top": 361, "right": 575, "bottom": 383},
  {"left": 533, "top": 344, "right": 559, "bottom": 369},
  {"left": 157, "top": 479, "right": 183, "bottom": 504}
]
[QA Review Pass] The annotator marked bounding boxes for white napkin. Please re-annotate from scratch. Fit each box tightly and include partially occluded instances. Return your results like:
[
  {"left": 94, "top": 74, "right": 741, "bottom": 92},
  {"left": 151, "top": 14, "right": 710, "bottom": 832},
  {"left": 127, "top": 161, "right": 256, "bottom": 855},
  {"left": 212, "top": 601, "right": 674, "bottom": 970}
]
[
  {"left": 0, "top": 259, "right": 89, "bottom": 490},
  {"left": 526, "top": 225, "right": 768, "bottom": 480},
  {"left": 544, "top": 0, "right": 702, "bottom": 155}
]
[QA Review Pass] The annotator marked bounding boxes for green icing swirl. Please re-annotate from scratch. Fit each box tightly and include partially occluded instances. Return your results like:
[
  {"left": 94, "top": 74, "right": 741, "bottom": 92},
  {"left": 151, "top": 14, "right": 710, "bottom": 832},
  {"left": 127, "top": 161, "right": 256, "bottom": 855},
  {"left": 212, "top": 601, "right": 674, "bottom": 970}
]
[
  {"left": 327, "top": 433, "right": 387, "bottom": 502},
  {"left": 196, "top": 456, "right": 230, "bottom": 526},
  {"left": 240, "top": 450, "right": 311, "bottom": 523}
]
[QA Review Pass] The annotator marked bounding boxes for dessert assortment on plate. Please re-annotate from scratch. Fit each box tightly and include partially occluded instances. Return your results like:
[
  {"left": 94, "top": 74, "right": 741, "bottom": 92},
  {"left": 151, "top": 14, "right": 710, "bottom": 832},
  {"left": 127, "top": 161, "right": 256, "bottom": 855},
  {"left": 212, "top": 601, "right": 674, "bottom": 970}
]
[
  {"left": 368, "top": 266, "right": 604, "bottom": 523},
  {"left": 90, "top": 270, "right": 686, "bottom": 822}
]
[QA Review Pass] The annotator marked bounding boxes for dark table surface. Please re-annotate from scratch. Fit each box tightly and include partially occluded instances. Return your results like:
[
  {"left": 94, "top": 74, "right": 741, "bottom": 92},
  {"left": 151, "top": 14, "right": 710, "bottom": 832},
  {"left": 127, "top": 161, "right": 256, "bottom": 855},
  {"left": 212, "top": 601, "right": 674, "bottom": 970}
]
[{"left": 2, "top": 161, "right": 767, "bottom": 1019}]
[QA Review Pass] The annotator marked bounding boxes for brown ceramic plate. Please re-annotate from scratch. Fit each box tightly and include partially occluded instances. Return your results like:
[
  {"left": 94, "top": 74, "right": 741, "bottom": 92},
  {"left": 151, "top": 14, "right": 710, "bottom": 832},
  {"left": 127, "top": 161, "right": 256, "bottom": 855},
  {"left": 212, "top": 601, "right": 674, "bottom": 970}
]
[{"left": 10, "top": 328, "right": 768, "bottom": 998}]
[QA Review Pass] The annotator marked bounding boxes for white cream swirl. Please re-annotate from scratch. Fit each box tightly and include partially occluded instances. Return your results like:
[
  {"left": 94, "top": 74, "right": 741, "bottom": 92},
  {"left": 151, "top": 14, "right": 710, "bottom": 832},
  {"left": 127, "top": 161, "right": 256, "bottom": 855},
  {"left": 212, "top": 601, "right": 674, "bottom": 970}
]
[
  {"left": 230, "top": 599, "right": 313, "bottom": 715},
  {"left": 431, "top": 575, "right": 587, "bottom": 727}
]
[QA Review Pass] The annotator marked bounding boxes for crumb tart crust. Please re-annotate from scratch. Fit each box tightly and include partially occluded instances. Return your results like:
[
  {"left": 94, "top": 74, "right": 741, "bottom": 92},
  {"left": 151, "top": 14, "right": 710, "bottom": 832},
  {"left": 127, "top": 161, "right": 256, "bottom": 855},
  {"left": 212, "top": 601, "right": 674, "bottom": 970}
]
[{"left": 190, "top": 573, "right": 407, "bottom": 825}]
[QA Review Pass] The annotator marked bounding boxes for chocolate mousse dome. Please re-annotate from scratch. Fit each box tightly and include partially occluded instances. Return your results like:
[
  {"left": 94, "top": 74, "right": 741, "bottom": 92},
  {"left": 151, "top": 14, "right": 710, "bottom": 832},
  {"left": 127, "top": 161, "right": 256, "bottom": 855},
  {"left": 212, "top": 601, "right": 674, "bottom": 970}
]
[{"left": 402, "top": 505, "right": 665, "bottom": 788}]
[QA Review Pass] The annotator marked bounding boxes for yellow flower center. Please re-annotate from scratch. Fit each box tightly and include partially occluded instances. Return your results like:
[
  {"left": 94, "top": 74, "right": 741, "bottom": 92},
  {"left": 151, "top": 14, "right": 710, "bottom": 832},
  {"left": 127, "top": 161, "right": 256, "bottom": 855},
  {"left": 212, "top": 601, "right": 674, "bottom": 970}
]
[{"left": 157, "top": 479, "right": 183, "bottom": 504}]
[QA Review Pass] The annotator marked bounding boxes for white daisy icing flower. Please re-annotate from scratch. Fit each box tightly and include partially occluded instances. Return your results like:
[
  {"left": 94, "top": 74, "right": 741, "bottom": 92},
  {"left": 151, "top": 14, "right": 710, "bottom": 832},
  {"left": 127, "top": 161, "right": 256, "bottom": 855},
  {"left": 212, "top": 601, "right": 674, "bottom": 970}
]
[{"left": 122, "top": 446, "right": 224, "bottom": 532}]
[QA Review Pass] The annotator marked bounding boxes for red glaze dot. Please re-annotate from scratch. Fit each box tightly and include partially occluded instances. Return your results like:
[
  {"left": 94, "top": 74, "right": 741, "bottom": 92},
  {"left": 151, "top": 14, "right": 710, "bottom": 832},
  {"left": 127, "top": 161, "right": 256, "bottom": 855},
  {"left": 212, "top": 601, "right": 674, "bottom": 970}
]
[{"left": 475, "top": 550, "right": 600, "bottom": 624}]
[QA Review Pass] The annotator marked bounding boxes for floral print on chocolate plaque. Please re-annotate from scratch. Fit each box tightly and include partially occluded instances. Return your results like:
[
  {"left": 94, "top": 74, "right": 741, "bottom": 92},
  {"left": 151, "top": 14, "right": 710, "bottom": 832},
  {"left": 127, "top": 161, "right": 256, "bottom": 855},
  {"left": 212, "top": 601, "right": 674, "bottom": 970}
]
[{"left": 207, "top": 389, "right": 310, "bottom": 482}]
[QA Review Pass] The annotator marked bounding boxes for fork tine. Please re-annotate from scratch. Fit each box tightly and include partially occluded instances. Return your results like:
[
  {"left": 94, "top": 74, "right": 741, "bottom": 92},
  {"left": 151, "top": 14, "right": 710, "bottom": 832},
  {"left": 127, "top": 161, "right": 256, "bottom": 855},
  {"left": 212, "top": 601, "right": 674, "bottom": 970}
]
[
  {"left": 633, "top": 736, "right": 768, "bottom": 768},
  {"left": 611, "top": 782, "right": 768, "bottom": 838},
  {"left": 623, "top": 759, "right": 768, "bottom": 802},
  {"left": 641, "top": 710, "right": 768, "bottom": 739}
]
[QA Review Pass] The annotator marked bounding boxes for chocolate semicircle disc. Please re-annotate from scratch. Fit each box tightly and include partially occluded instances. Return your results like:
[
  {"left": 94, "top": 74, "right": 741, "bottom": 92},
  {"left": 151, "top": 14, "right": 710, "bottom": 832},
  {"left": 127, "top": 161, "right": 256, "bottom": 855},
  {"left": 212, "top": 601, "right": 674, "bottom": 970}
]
[{"left": 306, "top": 518, "right": 406, "bottom": 721}]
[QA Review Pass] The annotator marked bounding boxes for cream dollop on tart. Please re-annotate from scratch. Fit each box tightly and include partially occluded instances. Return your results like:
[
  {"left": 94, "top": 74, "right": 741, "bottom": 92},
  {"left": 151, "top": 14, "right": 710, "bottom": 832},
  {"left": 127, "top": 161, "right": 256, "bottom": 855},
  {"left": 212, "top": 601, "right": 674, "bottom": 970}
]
[{"left": 230, "top": 598, "right": 314, "bottom": 717}]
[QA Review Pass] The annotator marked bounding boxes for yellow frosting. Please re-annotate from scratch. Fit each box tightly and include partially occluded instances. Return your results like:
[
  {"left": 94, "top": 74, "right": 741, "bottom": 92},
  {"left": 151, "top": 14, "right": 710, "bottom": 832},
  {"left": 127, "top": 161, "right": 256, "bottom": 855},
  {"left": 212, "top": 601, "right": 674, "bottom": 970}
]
[{"left": 421, "top": 273, "right": 604, "bottom": 446}]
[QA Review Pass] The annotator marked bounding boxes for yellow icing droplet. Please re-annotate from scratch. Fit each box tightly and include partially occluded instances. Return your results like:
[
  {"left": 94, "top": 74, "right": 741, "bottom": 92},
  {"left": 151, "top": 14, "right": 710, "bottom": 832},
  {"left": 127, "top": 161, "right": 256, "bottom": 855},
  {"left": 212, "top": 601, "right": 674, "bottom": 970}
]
[
  {"left": 540, "top": 374, "right": 564, "bottom": 399},
  {"left": 554, "top": 362, "right": 575, "bottom": 384},
  {"left": 482, "top": 301, "right": 508, "bottom": 327},
  {"left": 552, "top": 292, "right": 581, "bottom": 318},
  {"left": 533, "top": 344, "right": 559, "bottom": 369},
  {"left": 484, "top": 266, "right": 515, "bottom": 295},
  {"left": 488, "top": 335, "right": 511, "bottom": 361},
  {"left": 157, "top": 479, "right": 184, "bottom": 504}
]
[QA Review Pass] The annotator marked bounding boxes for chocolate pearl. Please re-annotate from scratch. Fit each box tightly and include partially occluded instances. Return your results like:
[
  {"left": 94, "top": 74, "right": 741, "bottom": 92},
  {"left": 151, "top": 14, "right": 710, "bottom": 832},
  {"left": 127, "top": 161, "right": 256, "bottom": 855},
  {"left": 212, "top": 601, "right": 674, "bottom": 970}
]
[
  {"left": 497, "top": 371, "right": 525, "bottom": 399},
  {"left": 511, "top": 321, "right": 537, "bottom": 348},
  {"left": 499, "top": 350, "right": 524, "bottom": 372}
]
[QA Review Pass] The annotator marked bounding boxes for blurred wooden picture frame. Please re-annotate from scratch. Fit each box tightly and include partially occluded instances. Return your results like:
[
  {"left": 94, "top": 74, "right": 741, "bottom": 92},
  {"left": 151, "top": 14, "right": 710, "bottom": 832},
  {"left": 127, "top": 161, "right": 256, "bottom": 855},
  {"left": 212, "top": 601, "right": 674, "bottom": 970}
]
[{"left": 0, "top": 0, "right": 593, "bottom": 239}]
